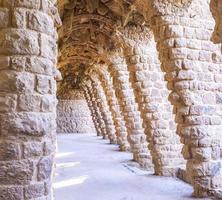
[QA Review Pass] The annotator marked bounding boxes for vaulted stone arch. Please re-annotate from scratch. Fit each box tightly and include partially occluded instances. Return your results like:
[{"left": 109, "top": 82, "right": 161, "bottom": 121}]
[{"left": 2, "top": 0, "right": 222, "bottom": 199}]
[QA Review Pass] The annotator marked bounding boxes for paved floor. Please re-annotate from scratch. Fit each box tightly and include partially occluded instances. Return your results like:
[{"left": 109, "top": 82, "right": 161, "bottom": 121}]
[{"left": 54, "top": 134, "right": 211, "bottom": 200}]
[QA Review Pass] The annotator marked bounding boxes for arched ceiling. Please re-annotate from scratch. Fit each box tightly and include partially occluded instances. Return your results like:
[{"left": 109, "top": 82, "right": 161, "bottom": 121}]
[
  {"left": 57, "top": 0, "right": 147, "bottom": 94},
  {"left": 56, "top": 0, "right": 196, "bottom": 96}
]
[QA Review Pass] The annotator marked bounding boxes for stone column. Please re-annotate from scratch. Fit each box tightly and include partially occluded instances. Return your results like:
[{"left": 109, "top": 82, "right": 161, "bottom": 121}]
[
  {"left": 122, "top": 26, "right": 184, "bottom": 176},
  {"left": 0, "top": 1, "right": 60, "bottom": 199},
  {"left": 83, "top": 83, "right": 108, "bottom": 139},
  {"left": 108, "top": 54, "right": 153, "bottom": 170},
  {"left": 90, "top": 76, "right": 117, "bottom": 144},
  {"left": 83, "top": 89, "right": 102, "bottom": 136},
  {"left": 151, "top": 1, "right": 222, "bottom": 197},
  {"left": 95, "top": 68, "right": 130, "bottom": 151}
]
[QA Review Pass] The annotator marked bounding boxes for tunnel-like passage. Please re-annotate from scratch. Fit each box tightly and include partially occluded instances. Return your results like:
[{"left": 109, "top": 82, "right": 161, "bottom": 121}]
[{"left": 0, "top": 0, "right": 222, "bottom": 199}]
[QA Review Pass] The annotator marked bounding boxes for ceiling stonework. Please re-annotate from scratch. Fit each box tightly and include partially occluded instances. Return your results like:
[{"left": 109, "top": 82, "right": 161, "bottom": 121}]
[{"left": 57, "top": 0, "right": 199, "bottom": 94}]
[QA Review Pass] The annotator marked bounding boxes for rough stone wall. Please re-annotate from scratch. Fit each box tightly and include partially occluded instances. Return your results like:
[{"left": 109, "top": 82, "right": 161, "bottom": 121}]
[
  {"left": 57, "top": 99, "right": 96, "bottom": 134},
  {"left": 57, "top": 89, "right": 96, "bottom": 134},
  {"left": 0, "top": 1, "right": 60, "bottom": 199}
]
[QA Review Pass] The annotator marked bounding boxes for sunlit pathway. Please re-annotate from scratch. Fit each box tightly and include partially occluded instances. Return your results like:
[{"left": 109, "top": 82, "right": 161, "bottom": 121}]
[{"left": 54, "top": 134, "right": 210, "bottom": 200}]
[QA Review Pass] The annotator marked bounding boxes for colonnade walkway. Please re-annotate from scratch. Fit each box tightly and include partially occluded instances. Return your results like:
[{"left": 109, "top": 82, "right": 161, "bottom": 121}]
[{"left": 54, "top": 134, "right": 210, "bottom": 200}]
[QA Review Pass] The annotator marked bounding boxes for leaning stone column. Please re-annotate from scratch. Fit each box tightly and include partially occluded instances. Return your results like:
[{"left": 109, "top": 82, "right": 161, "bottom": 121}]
[
  {"left": 107, "top": 53, "right": 153, "bottom": 169},
  {"left": 0, "top": 1, "right": 60, "bottom": 199},
  {"left": 90, "top": 76, "right": 117, "bottom": 144},
  {"left": 122, "top": 25, "right": 184, "bottom": 176},
  {"left": 83, "top": 89, "right": 102, "bottom": 136},
  {"left": 95, "top": 67, "right": 130, "bottom": 151},
  {"left": 83, "top": 82, "right": 108, "bottom": 139},
  {"left": 151, "top": 0, "right": 222, "bottom": 197}
]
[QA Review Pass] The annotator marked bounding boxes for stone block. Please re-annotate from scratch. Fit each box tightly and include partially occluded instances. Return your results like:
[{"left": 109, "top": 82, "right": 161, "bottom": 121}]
[
  {"left": 0, "top": 93, "right": 17, "bottom": 112},
  {"left": 0, "top": 142, "right": 20, "bottom": 161},
  {"left": 15, "top": 0, "right": 41, "bottom": 9},
  {"left": 24, "top": 183, "right": 45, "bottom": 199},
  {"left": 23, "top": 142, "right": 43, "bottom": 159},
  {"left": 165, "top": 25, "right": 183, "bottom": 37},
  {"left": 37, "top": 156, "right": 53, "bottom": 181},
  {"left": 11, "top": 56, "right": 26, "bottom": 71},
  {"left": 191, "top": 147, "right": 212, "bottom": 161},
  {"left": 36, "top": 75, "right": 50, "bottom": 94},
  {"left": 40, "top": 34, "right": 57, "bottom": 60},
  {"left": 0, "top": 29, "right": 39, "bottom": 55},
  {"left": 41, "top": 95, "right": 56, "bottom": 112},
  {"left": 28, "top": 11, "right": 54, "bottom": 35},
  {"left": 0, "top": 70, "right": 18, "bottom": 92},
  {"left": 0, "top": 8, "right": 9, "bottom": 28},
  {"left": 0, "top": 56, "right": 10, "bottom": 70},
  {"left": 0, "top": 160, "right": 34, "bottom": 185},
  {"left": 170, "top": 48, "right": 187, "bottom": 59},
  {"left": 1, "top": 112, "right": 56, "bottom": 137},
  {"left": 0, "top": 187, "right": 24, "bottom": 200},
  {"left": 177, "top": 70, "right": 195, "bottom": 80},
  {"left": 199, "top": 51, "right": 212, "bottom": 62},
  {"left": 18, "top": 94, "right": 41, "bottom": 112},
  {"left": 26, "top": 57, "right": 54, "bottom": 75},
  {"left": 16, "top": 72, "right": 35, "bottom": 93},
  {"left": 12, "top": 8, "right": 26, "bottom": 28}
]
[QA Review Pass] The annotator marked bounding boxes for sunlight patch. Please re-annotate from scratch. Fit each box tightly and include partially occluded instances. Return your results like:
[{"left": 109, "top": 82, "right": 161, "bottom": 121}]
[
  {"left": 56, "top": 162, "right": 80, "bottom": 168},
  {"left": 53, "top": 175, "right": 88, "bottom": 189},
  {"left": 55, "top": 152, "right": 75, "bottom": 158}
]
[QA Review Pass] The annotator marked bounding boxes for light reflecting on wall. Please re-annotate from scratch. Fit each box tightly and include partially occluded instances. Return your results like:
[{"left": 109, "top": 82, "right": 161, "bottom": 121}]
[{"left": 53, "top": 175, "right": 89, "bottom": 189}]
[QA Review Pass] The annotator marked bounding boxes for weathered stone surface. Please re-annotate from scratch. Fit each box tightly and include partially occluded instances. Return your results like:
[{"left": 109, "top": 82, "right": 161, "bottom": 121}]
[
  {"left": 0, "top": 29, "right": 39, "bottom": 55},
  {"left": 24, "top": 183, "right": 45, "bottom": 199},
  {"left": 0, "top": 8, "right": 9, "bottom": 28},
  {"left": 0, "top": 93, "right": 17, "bottom": 112},
  {"left": 0, "top": 113, "right": 56, "bottom": 137},
  {"left": 0, "top": 0, "right": 222, "bottom": 199},
  {"left": 0, "top": 187, "right": 23, "bottom": 200},
  {"left": 23, "top": 142, "right": 43, "bottom": 159},
  {"left": 0, "top": 2, "right": 58, "bottom": 199},
  {"left": 0, "top": 142, "right": 20, "bottom": 161},
  {"left": 0, "top": 160, "right": 34, "bottom": 185},
  {"left": 37, "top": 156, "right": 53, "bottom": 181},
  {"left": 57, "top": 91, "right": 96, "bottom": 134},
  {"left": 28, "top": 11, "right": 54, "bottom": 35}
]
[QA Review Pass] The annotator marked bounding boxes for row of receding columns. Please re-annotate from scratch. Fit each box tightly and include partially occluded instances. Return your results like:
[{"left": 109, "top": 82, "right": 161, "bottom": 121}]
[
  {"left": 1, "top": 0, "right": 222, "bottom": 199},
  {"left": 80, "top": 18, "right": 222, "bottom": 198}
]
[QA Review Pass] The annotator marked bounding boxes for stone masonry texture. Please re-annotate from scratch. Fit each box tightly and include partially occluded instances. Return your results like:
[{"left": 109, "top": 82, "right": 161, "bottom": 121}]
[{"left": 1, "top": 0, "right": 222, "bottom": 199}]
